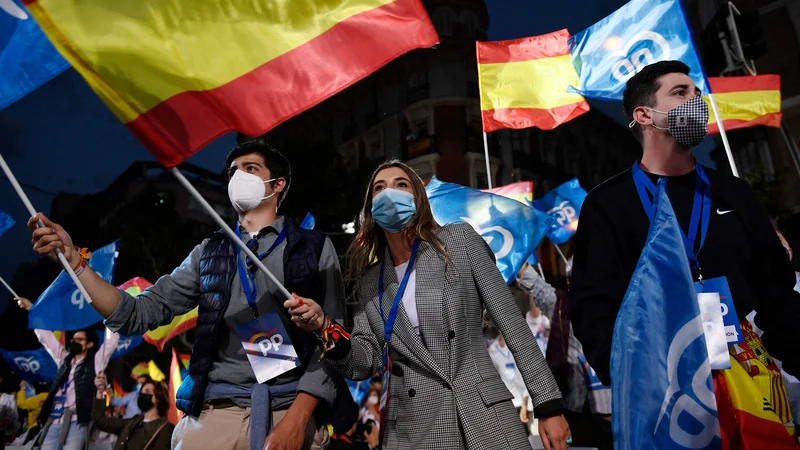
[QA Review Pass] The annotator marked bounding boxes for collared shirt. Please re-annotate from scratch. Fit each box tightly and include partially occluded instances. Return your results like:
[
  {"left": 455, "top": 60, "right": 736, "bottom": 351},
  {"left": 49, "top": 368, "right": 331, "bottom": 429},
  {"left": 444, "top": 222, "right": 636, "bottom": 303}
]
[
  {"left": 35, "top": 328, "right": 119, "bottom": 422},
  {"left": 106, "top": 217, "right": 345, "bottom": 410}
]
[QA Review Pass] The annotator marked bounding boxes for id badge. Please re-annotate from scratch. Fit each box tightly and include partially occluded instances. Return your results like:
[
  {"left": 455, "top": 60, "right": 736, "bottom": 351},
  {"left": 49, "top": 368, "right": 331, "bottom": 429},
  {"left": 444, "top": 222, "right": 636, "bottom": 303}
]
[
  {"left": 235, "top": 311, "right": 301, "bottom": 384},
  {"left": 695, "top": 276, "right": 743, "bottom": 344},
  {"left": 697, "top": 292, "right": 731, "bottom": 370},
  {"left": 50, "top": 395, "right": 65, "bottom": 418}
]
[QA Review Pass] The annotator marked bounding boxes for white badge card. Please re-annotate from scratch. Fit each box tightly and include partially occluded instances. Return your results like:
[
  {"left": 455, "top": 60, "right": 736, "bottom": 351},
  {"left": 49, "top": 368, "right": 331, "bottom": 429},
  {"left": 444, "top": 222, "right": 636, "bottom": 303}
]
[
  {"left": 697, "top": 292, "right": 731, "bottom": 370},
  {"left": 235, "top": 311, "right": 300, "bottom": 383}
]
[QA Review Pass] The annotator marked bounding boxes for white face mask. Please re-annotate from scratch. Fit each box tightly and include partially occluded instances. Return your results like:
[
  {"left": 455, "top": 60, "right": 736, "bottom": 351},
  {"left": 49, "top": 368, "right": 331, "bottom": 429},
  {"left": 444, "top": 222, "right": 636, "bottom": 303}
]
[
  {"left": 366, "top": 395, "right": 379, "bottom": 405},
  {"left": 227, "top": 170, "right": 276, "bottom": 212}
]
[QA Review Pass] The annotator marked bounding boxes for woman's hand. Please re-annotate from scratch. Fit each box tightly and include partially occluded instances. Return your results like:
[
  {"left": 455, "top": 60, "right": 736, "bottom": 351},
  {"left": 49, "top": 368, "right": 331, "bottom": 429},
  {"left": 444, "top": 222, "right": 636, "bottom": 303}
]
[
  {"left": 283, "top": 294, "right": 325, "bottom": 332},
  {"left": 519, "top": 405, "right": 530, "bottom": 424},
  {"left": 15, "top": 297, "right": 32, "bottom": 311},
  {"left": 538, "top": 414, "right": 571, "bottom": 450},
  {"left": 94, "top": 373, "right": 107, "bottom": 392}
]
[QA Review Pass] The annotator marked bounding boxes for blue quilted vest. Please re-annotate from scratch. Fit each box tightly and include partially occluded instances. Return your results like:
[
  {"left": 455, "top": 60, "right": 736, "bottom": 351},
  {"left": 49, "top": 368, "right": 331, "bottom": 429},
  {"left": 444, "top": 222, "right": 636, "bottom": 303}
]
[{"left": 175, "top": 216, "right": 327, "bottom": 417}]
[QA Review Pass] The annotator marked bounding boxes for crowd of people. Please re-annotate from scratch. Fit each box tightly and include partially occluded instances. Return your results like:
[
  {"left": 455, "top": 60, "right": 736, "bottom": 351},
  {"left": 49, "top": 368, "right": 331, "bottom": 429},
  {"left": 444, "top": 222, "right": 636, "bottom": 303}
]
[{"left": 1, "top": 60, "right": 798, "bottom": 450}]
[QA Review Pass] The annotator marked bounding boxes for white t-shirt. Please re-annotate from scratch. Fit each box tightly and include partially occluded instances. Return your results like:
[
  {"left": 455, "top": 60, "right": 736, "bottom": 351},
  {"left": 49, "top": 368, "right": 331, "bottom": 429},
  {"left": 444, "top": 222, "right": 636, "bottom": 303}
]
[{"left": 394, "top": 261, "right": 420, "bottom": 335}]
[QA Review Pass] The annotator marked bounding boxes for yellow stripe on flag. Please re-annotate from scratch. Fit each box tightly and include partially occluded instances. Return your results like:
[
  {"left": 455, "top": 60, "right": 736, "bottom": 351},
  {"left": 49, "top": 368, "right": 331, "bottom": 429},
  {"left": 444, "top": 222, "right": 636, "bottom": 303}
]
[
  {"left": 479, "top": 55, "right": 585, "bottom": 111},
  {"left": 29, "top": 0, "right": 395, "bottom": 123},
  {"left": 705, "top": 90, "right": 781, "bottom": 125},
  {"left": 148, "top": 360, "right": 166, "bottom": 382},
  {"left": 144, "top": 307, "right": 198, "bottom": 352}
]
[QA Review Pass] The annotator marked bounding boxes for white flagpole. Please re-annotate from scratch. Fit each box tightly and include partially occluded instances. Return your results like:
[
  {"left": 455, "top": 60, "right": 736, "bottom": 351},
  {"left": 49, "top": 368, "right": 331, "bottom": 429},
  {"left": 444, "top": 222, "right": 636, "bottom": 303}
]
[
  {"left": 707, "top": 93, "right": 740, "bottom": 178},
  {"left": 0, "top": 153, "right": 93, "bottom": 303},
  {"left": 169, "top": 168, "right": 293, "bottom": 300},
  {"left": 483, "top": 132, "right": 493, "bottom": 190},
  {"left": 536, "top": 263, "right": 545, "bottom": 280},
  {"left": 552, "top": 241, "right": 569, "bottom": 266},
  {"left": 0, "top": 275, "right": 19, "bottom": 298}
]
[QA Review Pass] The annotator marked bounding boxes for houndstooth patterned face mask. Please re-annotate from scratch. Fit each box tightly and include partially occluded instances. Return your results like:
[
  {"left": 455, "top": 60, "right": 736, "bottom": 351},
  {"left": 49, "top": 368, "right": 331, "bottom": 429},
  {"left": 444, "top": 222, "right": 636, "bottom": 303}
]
[{"left": 629, "top": 95, "right": 709, "bottom": 148}]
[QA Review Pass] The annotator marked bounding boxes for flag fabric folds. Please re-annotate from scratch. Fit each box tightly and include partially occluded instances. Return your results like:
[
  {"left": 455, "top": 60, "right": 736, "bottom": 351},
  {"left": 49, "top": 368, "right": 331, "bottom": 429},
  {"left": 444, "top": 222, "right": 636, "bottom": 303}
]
[
  {"left": 0, "top": 347, "right": 58, "bottom": 383},
  {"left": 568, "top": 0, "right": 709, "bottom": 101},
  {"left": 168, "top": 348, "right": 183, "bottom": 424},
  {"left": 23, "top": 0, "right": 439, "bottom": 167},
  {"left": 477, "top": 29, "right": 589, "bottom": 132},
  {"left": 483, "top": 181, "right": 535, "bottom": 206},
  {"left": 611, "top": 179, "right": 720, "bottom": 449},
  {"left": 28, "top": 241, "right": 119, "bottom": 331},
  {"left": 299, "top": 213, "right": 316, "bottom": 230},
  {"left": 148, "top": 360, "right": 165, "bottom": 382},
  {"left": 0, "top": 0, "right": 69, "bottom": 109},
  {"left": 533, "top": 178, "right": 587, "bottom": 245},
  {"left": 118, "top": 277, "right": 199, "bottom": 352},
  {"left": 130, "top": 362, "right": 149, "bottom": 380},
  {"left": 0, "top": 209, "right": 14, "bottom": 237},
  {"left": 705, "top": 76, "right": 782, "bottom": 134},
  {"left": 426, "top": 177, "right": 555, "bottom": 284},
  {"left": 112, "top": 379, "right": 125, "bottom": 399}
]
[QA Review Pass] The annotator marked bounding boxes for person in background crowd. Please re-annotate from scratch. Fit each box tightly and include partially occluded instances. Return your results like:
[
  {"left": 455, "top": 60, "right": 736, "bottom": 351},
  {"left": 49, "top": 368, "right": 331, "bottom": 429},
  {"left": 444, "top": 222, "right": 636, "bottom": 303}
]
[
  {"left": 368, "top": 375, "right": 382, "bottom": 395},
  {"left": 16, "top": 297, "right": 119, "bottom": 450},
  {"left": 0, "top": 374, "right": 20, "bottom": 450},
  {"left": 92, "top": 373, "right": 174, "bottom": 450},
  {"left": 288, "top": 160, "right": 571, "bottom": 450},
  {"left": 486, "top": 326, "right": 532, "bottom": 432},
  {"left": 329, "top": 412, "right": 380, "bottom": 450},
  {"left": 26, "top": 138, "right": 353, "bottom": 450},
  {"left": 357, "top": 389, "right": 380, "bottom": 434},
  {"left": 571, "top": 60, "right": 800, "bottom": 444},
  {"left": 110, "top": 375, "right": 151, "bottom": 419},
  {"left": 15, "top": 380, "right": 48, "bottom": 444}
]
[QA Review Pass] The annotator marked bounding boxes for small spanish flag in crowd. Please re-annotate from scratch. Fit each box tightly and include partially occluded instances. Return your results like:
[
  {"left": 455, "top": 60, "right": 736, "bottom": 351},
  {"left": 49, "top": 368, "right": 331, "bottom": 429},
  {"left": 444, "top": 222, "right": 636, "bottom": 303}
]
[
  {"left": 119, "top": 277, "right": 198, "bottom": 351},
  {"left": 168, "top": 348, "right": 184, "bottom": 424},
  {"left": 705, "top": 75, "right": 782, "bottom": 134},
  {"left": 483, "top": 181, "right": 535, "bottom": 205},
  {"left": 477, "top": 29, "right": 590, "bottom": 132},
  {"left": 24, "top": 0, "right": 438, "bottom": 167}
]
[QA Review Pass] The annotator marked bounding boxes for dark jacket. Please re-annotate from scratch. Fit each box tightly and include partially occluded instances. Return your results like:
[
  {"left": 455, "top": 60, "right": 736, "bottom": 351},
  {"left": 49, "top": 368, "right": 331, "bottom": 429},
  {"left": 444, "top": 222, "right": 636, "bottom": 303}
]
[
  {"left": 176, "top": 217, "right": 328, "bottom": 416},
  {"left": 92, "top": 398, "right": 173, "bottom": 450},
  {"left": 39, "top": 351, "right": 96, "bottom": 425}
]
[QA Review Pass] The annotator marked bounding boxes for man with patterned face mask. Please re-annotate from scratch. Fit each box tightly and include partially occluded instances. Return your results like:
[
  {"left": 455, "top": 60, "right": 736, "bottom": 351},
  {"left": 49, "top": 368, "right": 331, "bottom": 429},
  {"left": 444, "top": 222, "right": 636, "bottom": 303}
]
[
  {"left": 27, "top": 138, "right": 351, "bottom": 450},
  {"left": 570, "top": 61, "right": 800, "bottom": 444}
]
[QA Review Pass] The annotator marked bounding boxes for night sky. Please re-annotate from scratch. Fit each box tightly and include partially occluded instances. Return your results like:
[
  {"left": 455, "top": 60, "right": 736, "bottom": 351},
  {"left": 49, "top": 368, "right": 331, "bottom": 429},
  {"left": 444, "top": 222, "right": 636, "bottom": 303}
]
[{"left": 0, "top": 0, "right": 716, "bottom": 305}]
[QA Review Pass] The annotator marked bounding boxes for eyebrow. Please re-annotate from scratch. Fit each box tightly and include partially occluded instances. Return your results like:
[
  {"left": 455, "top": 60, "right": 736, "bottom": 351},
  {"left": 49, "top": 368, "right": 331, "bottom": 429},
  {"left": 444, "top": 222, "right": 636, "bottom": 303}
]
[{"left": 373, "top": 176, "right": 411, "bottom": 186}]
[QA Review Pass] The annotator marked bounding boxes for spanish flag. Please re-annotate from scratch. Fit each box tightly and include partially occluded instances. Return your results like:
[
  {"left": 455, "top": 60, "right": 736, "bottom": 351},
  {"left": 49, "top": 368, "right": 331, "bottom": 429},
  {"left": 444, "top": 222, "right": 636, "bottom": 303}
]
[
  {"left": 483, "top": 181, "right": 534, "bottom": 205},
  {"left": 705, "top": 75, "right": 782, "bottom": 134},
  {"left": 477, "top": 29, "right": 589, "bottom": 132},
  {"left": 168, "top": 348, "right": 183, "bottom": 424},
  {"left": 24, "top": 0, "right": 438, "bottom": 167},
  {"left": 130, "top": 362, "right": 149, "bottom": 380},
  {"left": 118, "top": 277, "right": 198, "bottom": 352}
]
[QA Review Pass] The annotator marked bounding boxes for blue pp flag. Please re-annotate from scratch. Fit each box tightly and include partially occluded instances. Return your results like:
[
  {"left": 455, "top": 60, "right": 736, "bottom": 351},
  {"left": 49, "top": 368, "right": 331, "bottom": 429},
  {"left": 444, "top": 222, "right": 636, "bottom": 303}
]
[
  {"left": 0, "top": 209, "right": 14, "bottom": 237},
  {"left": 0, "top": 0, "right": 70, "bottom": 109},
  {"left": 568, "top": 0, "right": 710, "bottom": 101},
  {"left": 95, "top": 331, "right": 142, "bottom": 360},
  {"left": 526, "top": 251, "right": 540, "bottom": 266},
  {"left": 611, "top": 179, "right": 719, "bottom": 449},
  {"left": 0, "top": 347, "right": 58, "bottom": 383},
  {"left": 299, "top": 213, "right": 315, "bottom": 230},
  {"left": 345, "top": 378, "right": 371, "bottom": 405},
  {"left": 28, "top": 241, "right": 119, "bottom": 331},
  {"left": 533, "top": 178, "right": 587, "bottom": 245},
  {"left": 426, "top": 177, "right": 555, "bottom": 284}
]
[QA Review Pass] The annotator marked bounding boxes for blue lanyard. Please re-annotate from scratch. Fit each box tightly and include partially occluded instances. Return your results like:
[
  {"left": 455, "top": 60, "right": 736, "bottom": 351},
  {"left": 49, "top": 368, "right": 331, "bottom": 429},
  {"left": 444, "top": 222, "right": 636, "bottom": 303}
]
[
  {"left": 376, "top": 240, "right": 420, "bottom": 343},
  {"left": 631, "top": 162, "right": 711, "bottom": 275},
  {"left": 234, "top": 223, "right": 288, "bottom": 318}
]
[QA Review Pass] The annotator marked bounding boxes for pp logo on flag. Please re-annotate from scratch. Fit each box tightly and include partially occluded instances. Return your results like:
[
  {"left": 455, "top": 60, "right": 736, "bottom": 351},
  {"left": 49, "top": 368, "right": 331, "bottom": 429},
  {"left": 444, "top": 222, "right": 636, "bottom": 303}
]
[
  {"left": 610, "top": 31, "right": 670, "bottom": 83},
  {"left": 547, "top": 201, "right": 577, "bottom": 227},
  {"left": 460, "top": 217, "right": 514, "bottom": 259},
  {"left": 71, "top": 290, "right": 86, "bottom": 310},
  {"left": 14, "top": 356, "right": 41, "bottom": 374}
]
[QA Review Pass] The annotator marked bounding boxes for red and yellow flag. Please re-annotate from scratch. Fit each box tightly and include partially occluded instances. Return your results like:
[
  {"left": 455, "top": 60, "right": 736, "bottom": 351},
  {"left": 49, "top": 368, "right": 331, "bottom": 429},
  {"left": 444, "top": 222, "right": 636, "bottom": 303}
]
[
  {"left": 130, "top": 362, "right": 149, "bottom": 380},
  {"left": 477, "top": 29, "right": 589, "bottom": 132},
  {"left": 112, "top": 379, "right": 125, "bottom": 399},
  {"left": 483, "top": 181, "right": 535, "bottom": 205},
  {"left": 24, "top": 0, "right": 438, "bottom": 167},
  {"left": 118, "top": 277, "right": 198, "bottom": 352},
  {"left": 705, "top": 75, "right": 782, "bottom": 134},
  {"left": 168, "top": 348, "right": 183, "bottom": 424}
]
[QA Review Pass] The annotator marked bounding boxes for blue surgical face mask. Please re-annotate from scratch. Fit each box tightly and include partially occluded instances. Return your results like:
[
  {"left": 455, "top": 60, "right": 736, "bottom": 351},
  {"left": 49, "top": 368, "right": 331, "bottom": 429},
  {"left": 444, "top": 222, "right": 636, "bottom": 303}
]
[{"left": 371, "top": 188, "right": 417, "bottom": 233}]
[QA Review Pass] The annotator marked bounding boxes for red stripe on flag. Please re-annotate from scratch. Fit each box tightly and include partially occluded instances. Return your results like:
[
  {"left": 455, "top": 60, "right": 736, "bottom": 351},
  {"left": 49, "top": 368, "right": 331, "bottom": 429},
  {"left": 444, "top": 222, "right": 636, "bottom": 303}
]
[
  {"left": 125, "top": 0, "right": 438, "bottom": 168},
  {"left": 708, "top": 112, "right": 783, "bottom": 134},
  {"left": 708, "top": 75, "right": 781, "bottom": 94},
  {"left": 476, "top": 29, "right": 571, "bottom": 64},
  {"left": 142, "top": 316, "right": 199, "bottom": 352},
  {"left": 481, "top": 102, "right": 590, "bottom": 132}
]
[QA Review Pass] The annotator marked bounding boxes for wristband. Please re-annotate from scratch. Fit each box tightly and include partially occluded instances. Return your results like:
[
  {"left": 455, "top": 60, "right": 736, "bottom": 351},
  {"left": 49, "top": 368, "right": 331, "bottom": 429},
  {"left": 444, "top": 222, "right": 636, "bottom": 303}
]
[
  {"left": 74, "top": 258, "right": 88, "bottom": 277},
  {"left": 72, "top": 246, "right": 91, "bottom": 275},
  {"left": 315, "top": 317, "right": 351, "bottom": 360}
]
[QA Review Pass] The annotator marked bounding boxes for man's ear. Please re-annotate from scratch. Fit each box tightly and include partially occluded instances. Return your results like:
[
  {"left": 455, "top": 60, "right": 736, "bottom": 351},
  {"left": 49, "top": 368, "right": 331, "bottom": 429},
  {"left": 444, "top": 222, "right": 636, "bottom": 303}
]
[
  {"left": 633, "top": 105, "right": 656, "bottom": 127},
  {"left": 86, "top": 341, "right": 94, "bottom": 350}
]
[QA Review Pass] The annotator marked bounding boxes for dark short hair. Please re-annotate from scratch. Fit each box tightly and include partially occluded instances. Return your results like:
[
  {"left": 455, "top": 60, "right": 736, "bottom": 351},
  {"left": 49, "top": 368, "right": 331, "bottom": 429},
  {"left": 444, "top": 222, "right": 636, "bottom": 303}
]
[
  {"left": 141, "top": 380, "right": 170, "bottom": 418},
  {"left": 224, "top": 138, "right": 292, "bottom": 208},
  {"left": 622, "top": 60, "right": 691, "bottom": 143},
  {"left": 69, "top": 328, "right": 99, "bottom": 350}
]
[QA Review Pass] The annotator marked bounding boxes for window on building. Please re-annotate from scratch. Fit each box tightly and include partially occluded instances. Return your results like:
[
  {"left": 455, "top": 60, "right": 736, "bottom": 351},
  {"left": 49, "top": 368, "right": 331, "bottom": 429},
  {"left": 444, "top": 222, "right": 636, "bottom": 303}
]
[{"left": 432, "top": 8, "right": 456, "bottom": 36}]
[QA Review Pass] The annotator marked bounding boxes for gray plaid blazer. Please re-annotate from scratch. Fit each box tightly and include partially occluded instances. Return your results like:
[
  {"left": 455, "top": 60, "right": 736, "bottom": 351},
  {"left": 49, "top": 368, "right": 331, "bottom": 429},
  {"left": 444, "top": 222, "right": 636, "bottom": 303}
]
[{"left": 329, "top": 223, "right": 563, "bottom": 450}]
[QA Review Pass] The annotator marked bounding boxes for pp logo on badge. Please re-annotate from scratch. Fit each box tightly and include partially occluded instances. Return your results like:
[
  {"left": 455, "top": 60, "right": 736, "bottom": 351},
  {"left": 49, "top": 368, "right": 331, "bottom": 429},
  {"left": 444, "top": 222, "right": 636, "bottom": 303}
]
[{"left": 249, "top": 331, "right": 284, "bottom": 357}]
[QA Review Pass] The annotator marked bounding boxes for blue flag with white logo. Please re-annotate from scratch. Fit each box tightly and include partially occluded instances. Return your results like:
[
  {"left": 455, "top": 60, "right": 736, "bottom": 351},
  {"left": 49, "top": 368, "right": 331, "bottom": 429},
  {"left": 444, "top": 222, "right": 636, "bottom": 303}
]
[
  {"left": 0, "top": 347, "right": 58, "bottom": 383},
  {"left": 611, "top": 180, "right": 719, "bottom": 449},
  {"left": 533, "top": 178, "right": 587, "bottom": 245},
  {"left": 568, "top": 0, "right": 710, "bottom": 101},
  {"left": 0, "top": 0, "right": 70, "bottom": 109},
  {"left": 0, "top": 209, "right": 14, "bottom": 237},
  {"left": 96, "top": 331, "right": 142, "bottom": 360},
  {"left": 28, "top": 241, "right": 119, "bottom": 331},
  {"left": 426, "top": 177, "right": 555, "bottom": 284}
]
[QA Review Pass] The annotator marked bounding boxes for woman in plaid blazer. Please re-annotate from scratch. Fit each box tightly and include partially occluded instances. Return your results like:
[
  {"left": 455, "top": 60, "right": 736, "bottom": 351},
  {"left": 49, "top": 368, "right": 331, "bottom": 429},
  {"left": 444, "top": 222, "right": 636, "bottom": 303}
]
[{"left": 286, "top": 161, "right": 571, "bottom": 450}]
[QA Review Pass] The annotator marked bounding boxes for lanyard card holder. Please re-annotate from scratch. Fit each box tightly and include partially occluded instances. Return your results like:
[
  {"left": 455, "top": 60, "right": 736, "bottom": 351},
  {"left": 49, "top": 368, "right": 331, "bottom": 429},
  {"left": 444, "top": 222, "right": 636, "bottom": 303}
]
[{"left": 235, "top": 311, "right": 301, "bottom": 384}]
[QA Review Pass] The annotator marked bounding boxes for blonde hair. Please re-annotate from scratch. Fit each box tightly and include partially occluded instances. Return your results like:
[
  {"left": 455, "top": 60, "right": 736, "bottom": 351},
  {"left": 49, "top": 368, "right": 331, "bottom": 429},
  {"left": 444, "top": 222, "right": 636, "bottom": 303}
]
[{"left": 345, "top": 160, "right": 446, "bottom": 282}]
